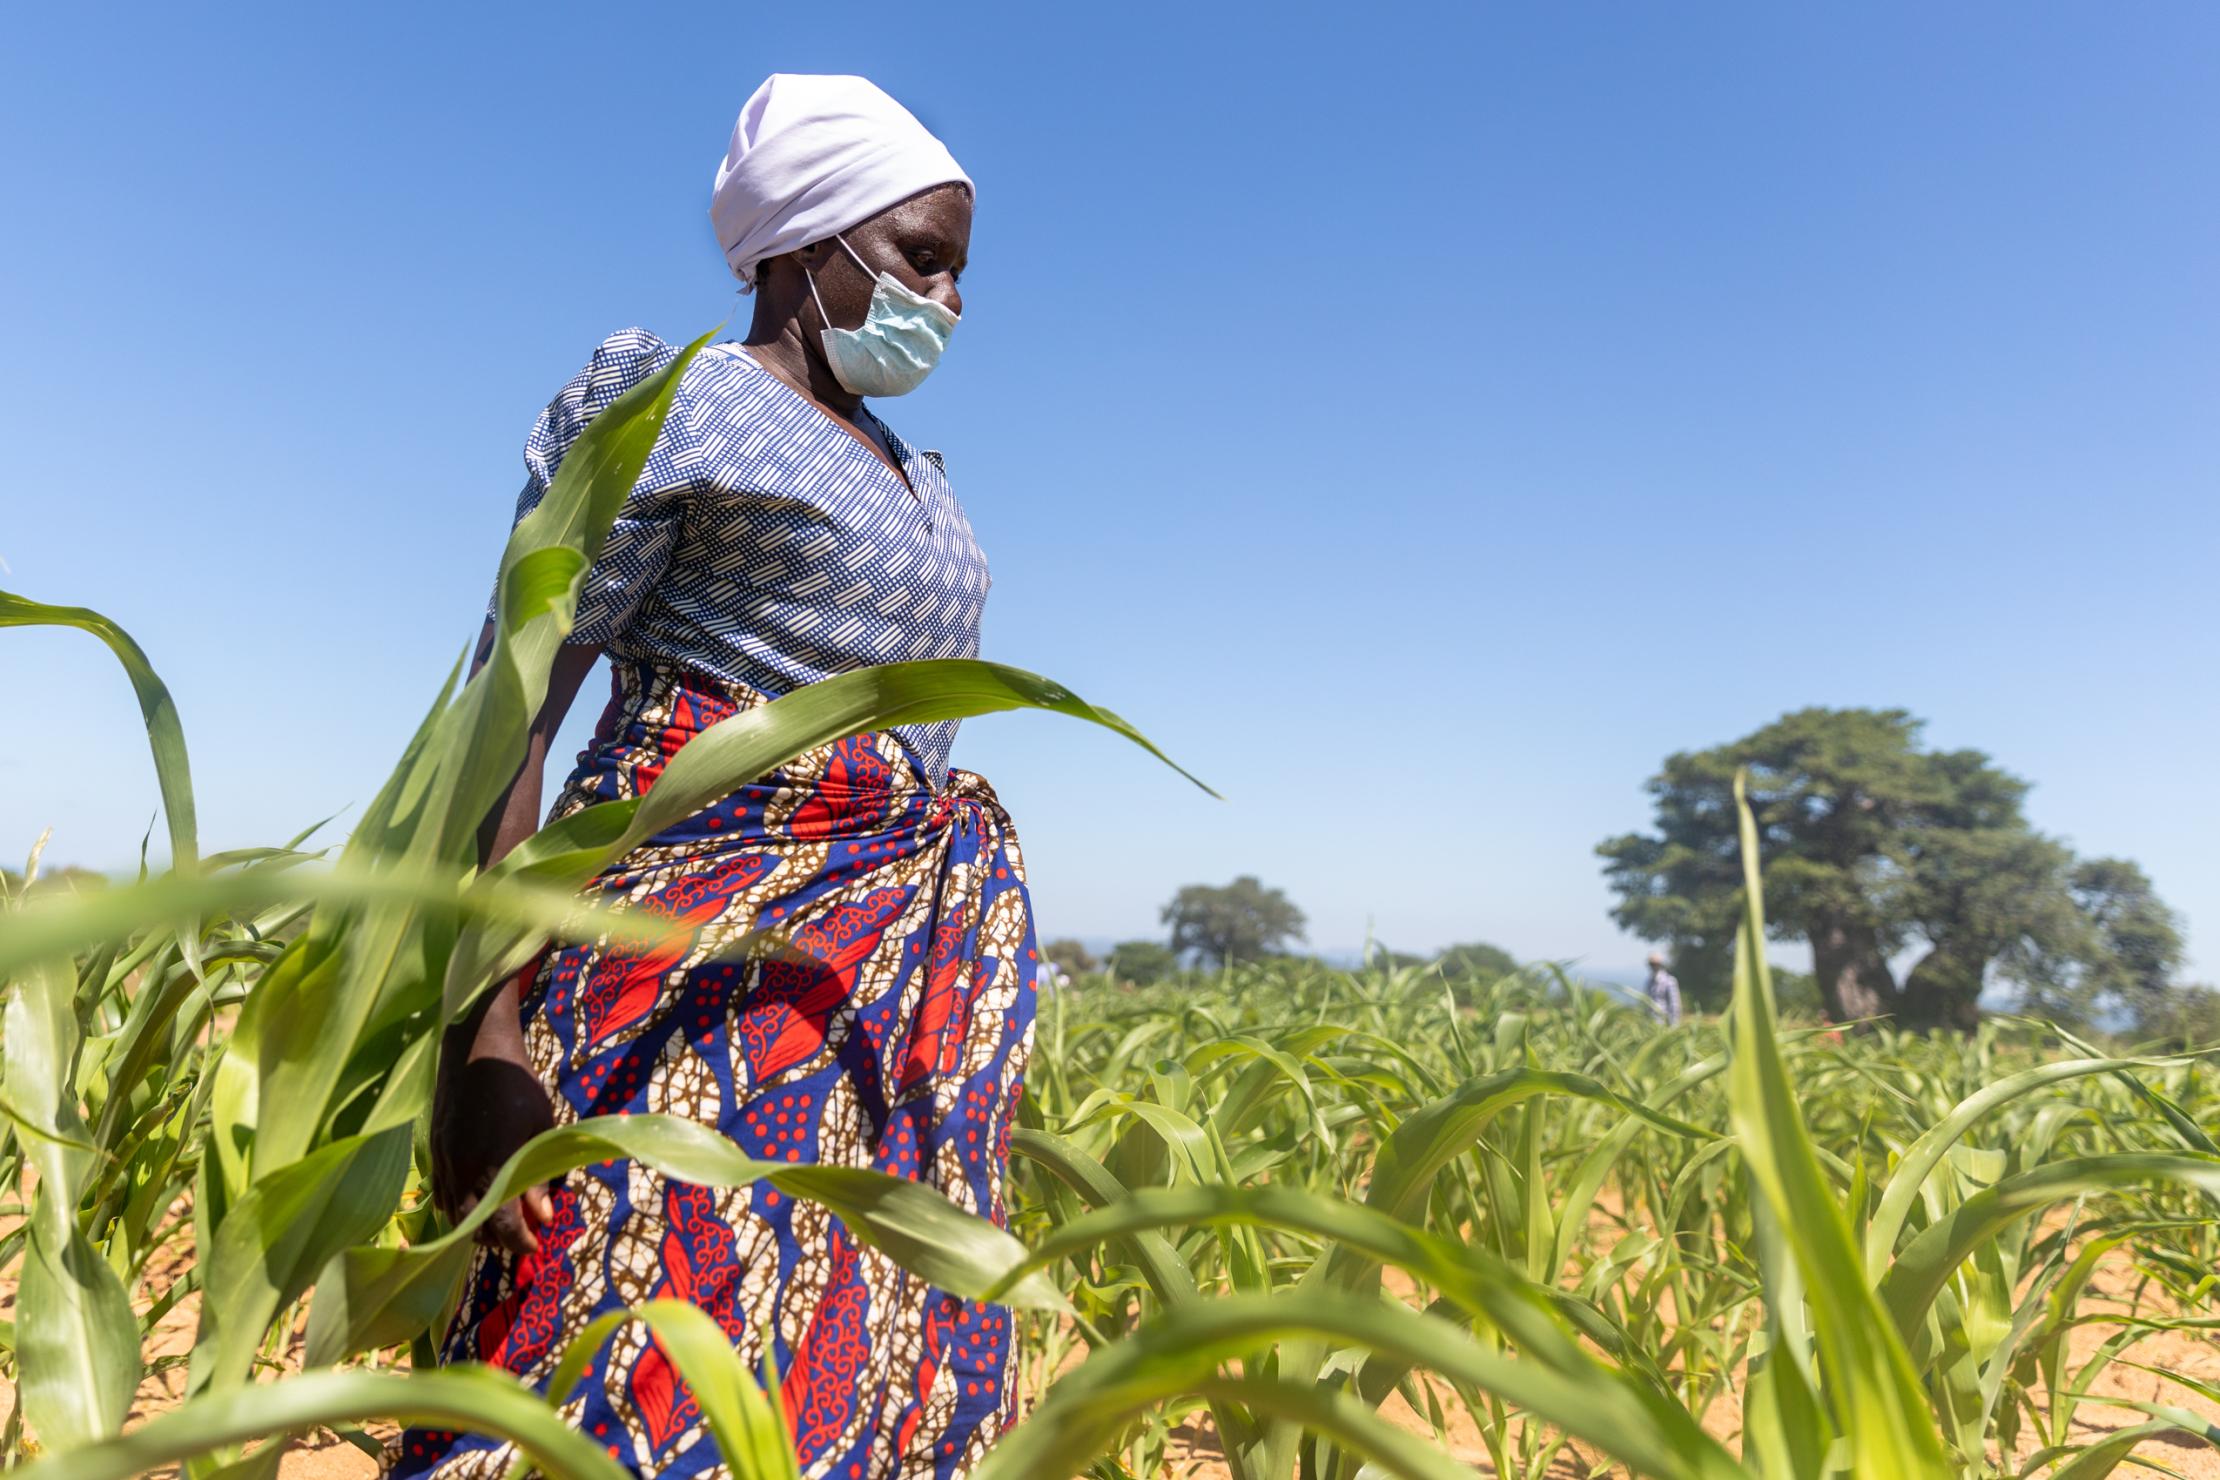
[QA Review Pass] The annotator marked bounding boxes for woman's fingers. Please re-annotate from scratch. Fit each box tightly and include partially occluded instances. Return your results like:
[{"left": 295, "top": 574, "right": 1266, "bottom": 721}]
[
  {"left": 479, "top": 1198, "right": 541, "bottom": 1258},
  {"left": 524, "top": 1183, "right": 555, "bottom": 1229},
  {"left": 456, "top": 1174, "right": 542, "bottom": 1258}
]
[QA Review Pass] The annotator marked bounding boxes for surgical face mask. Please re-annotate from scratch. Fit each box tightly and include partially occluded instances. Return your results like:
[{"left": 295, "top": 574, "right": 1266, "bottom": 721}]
[{"left": 806, "top": 233, "right": 959, "bottom": 397}]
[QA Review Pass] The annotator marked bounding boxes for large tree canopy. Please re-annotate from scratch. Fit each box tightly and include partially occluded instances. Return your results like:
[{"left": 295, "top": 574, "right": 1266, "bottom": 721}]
[
  {"left": 1596, "top": 708, "right": 2184, "bottom": 1031},
  {"left": 1162, "top": 876, "right": 1307, "bottom": 968}
]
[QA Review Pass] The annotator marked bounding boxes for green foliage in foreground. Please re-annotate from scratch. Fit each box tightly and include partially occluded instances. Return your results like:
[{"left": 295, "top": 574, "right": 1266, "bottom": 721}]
[
  {"left": 1014, "top": 946, "right": 2220, "bottom": 1476},
  {"left": 4, "top": 330, "right": 2220, "bottom": 1477},
  {"left": 10, "top": 700, "right": 2220, "bottom": 1480}
]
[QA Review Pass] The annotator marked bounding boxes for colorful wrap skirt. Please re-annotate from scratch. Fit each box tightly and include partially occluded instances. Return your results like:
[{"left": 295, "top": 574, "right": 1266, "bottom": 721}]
[{"left": 388, "top": 661, "right": 1041, "bottom": 1480}]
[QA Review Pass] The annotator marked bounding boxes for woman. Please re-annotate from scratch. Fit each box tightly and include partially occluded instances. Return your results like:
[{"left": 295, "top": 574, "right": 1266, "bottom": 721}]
[{"left": 394, "top": 74, "right": 1039, "bottom": 1480}]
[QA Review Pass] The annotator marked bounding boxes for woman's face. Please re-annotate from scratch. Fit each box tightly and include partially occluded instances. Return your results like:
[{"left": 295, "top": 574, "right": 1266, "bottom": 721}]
[{"left": 804, "top": 182, "right": 972, "bottom": 330}]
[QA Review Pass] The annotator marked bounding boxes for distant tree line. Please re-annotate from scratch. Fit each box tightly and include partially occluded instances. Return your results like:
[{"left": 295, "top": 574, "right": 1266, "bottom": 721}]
[
  {"left": 1042, "top": 708, "right": 2207, "bottom": 1043},
  {"left": 1041, "top": 877, "right": 1522, "bottom": 993},
  {"left": 0, "top": 865, "right": 109, "bottom": 898}
]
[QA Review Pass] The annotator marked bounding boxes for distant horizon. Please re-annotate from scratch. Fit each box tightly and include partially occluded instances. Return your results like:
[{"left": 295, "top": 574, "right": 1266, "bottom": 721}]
[{"left": 4, "top": 5, "right": 2211, "bottom": 982}]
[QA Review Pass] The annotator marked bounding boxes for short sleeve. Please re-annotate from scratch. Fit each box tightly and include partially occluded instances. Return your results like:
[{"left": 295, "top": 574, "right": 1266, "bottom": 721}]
[{"left": 486, "top": 328, "right": 698, "bottom": 647}]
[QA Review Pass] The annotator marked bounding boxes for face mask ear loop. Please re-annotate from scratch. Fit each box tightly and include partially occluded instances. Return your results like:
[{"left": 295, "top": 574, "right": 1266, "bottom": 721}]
[
  {"left": 834, "top": 233, "right": 881, "bottom": 284},
  {"left": 804, "top": 256, "right": 839, "bottom": 335}
]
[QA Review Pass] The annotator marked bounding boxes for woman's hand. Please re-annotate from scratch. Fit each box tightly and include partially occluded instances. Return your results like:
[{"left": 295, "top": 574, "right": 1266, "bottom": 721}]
[{"left": 431, "top": 981, "right": 559, "bottom": 1257}]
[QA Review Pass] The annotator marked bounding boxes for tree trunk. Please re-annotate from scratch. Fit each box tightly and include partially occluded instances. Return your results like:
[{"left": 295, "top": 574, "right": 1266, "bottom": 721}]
[
  {"left": 1809, "top": 915, "right": 1900, "bottom": 1026},
  {"left": 1900, "top": 947, "right": 1987, "bottom": 1033}
]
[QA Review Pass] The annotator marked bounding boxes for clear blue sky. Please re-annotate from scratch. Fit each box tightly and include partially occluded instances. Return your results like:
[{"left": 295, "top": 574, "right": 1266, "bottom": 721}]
[{"left": 3, "top": 4, "right": 2214, "bottom": 976}]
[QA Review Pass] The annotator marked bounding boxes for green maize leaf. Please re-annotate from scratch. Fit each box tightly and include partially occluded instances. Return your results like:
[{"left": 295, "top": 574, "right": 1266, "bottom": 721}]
[
  {"left": 501, "top": 546, "right": 590, "bottom": 627},
  {"left": 5, "top": 958, "right": 139, "bottom": 1446},
  {"left": 1084, "top": 1096, "right": 1215, "bottom": 1186},
  {"left": 1879, "top": 1153, "right": 2220, "bottom": 1346},
  {"left": 433, "top": 330, "right": 721, "bottom": 873},
  {"left": 1005, "top": 1126, "right": 1261, "bottom": 1478},
  {"left": 17, "top": 1220, "right": 139, "bottom": 1455},
  {"left": 530, "top": 1309, "right": 638, "bottom": 1448},
  {"left": 1278, "top": 1056, "right": 1716, "bottom": 1464},
  {"left": 0, "top": 1085, "right": 103, "bottom": 1159},
  {"left": 2111, "top": 1357, "right": 2220, "bottom": 1411},
  {"left": 241, "top": 330, "right": 716, "bottom": 1189},
  {"left": 1007, "top": 1126, "right": 1206, "bottom": 1312},
  {"left": 190, "top": 1124, "right": 412, "bottom": 1392},
  {"left": 92, "top": 950, "right": 233, "bottom": 1148},
  {"left": 354, "top": 1010, "right": 441, "bottom": 1138},
  {"left": 1724, "top": 770, "right": 1946, "bottom": 1473},
  {"left": 192, "top": 1444, "right": 286, "bottom": 1480},
  {"left": 1547, "top": 1052, "right": 1728, "bottom": 1280},
  {"left": 330, "top": 653, "right": 462, "bottom": 871},
  {"left": 0, "top": 593, "right": 197, "bottom": 881},
  {"left": 307, "top": 1112, "right": 1062, "bottom": 1367},
  {"left": 447, "top": 655, "right": 1215, "bottom": 1019},
  {"left": 0, "top": 858, "right": 697, "bottom": 984},
  {"left": 553, "top": 1302, "right": 800, "bottom": 1480},
  {"left": 2044, "top": 1402, "right": 2220, "bottom": 1479},
  {"left": 1863, "top": 1054, "right": 2192, "bottom": 1275},
  {"left": 989, "top": 1180, "right": 1706, "bottom": 1439},
  {"left": 623, "top": 663, "right": 1213, "bottom": 861},
  {"left": 1742, "top": 1184, "right": 1827, "bottom": 1480},
  {"left": 2032, "top": 1230, "right": 2141, "bottom": 1386},
  {"left": 1030, "top": 1374, "right": 1475, "bottom": 1480},
  {"left": 25, "top": 1367, "right": 631, "bottom": 1480},
  {"left": 1365, "top": 1067, "right": 1713, "bottom": 1229},
  {"left": 977, "top": 1290, "right": 1747, "bottom": 1480},
  {"left": 2047, "top": 1021, "right": 2220, "bottom": 1157},
  {"left": 1187, "top": 1036, "right": 1328, "bottom": 1145}
]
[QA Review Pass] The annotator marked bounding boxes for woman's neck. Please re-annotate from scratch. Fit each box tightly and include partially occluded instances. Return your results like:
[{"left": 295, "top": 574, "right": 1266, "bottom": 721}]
[{"left": 743, "top": 308, "right": 862, "bottom": 419}]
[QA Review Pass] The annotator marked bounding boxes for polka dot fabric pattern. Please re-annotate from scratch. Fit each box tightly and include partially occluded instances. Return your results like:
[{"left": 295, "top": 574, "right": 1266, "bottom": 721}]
[
  {"left": 386, "top": 661, "right": 1041, "bottom": 1480},
  {"left": 489, "top": 328, "right": 992, "bottom": 783}
]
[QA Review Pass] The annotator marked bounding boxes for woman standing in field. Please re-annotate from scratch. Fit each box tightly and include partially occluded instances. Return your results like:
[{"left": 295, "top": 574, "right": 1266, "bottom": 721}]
[{"left": 395, "top": 74, "right": 1038, "bottom": 1480}]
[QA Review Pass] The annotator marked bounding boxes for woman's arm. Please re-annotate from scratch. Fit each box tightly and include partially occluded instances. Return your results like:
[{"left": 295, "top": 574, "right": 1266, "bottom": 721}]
[{"left": 431, "top": 622, "right": 603, "bottom": 1255}]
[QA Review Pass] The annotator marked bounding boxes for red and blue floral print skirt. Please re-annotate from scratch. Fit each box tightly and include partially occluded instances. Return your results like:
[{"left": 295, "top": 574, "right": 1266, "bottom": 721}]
[{"left": 388, "top": 661, "right": 1041, "bottom": 1480}]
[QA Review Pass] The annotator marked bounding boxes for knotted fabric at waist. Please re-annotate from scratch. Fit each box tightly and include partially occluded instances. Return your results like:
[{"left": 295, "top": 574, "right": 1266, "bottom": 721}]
[{"left": 550, "top": 660, "right": 1008, "bottom": 865}]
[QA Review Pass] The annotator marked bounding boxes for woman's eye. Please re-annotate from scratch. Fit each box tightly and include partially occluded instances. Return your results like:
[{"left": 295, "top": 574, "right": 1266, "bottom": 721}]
[{"left": 910, "top": 249, "right": 959, "bottom": 282}]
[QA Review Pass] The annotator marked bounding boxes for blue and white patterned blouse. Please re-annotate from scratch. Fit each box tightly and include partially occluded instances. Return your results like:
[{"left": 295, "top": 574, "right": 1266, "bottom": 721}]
[{"left": 493, "top": 328, "right": 991, "bottom": 781}]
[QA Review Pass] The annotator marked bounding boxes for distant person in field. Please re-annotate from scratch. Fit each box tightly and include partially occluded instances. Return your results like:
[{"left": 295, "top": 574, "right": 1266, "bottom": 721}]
[
  {"left": 404, "top": 75, "right": 1035, "bottom": 1480},
  {"left": 1644, "top": 951, "right": 1683, "bottom": 1026}
]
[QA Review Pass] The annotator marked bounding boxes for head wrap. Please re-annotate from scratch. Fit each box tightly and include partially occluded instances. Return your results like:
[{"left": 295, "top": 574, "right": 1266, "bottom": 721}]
[{"left": 711, "top": 74, "right": 972, "bottom": 293}]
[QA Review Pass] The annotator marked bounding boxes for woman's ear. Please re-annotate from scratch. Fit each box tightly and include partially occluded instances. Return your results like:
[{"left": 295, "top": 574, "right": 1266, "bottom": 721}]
[{"left": 760, "top": 241, "right": 837, "bottom": 300}]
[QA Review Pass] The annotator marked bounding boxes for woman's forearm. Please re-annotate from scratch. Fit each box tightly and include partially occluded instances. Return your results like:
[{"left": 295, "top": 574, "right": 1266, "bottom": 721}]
[{"left": 477, "top": 724, "right": 554, "bottom": 868}]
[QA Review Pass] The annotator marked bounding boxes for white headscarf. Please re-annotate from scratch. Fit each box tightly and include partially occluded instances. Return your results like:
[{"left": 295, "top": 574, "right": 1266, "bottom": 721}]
[{"left": 711, "top": 74, "right": 972, "bottom": 293}]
